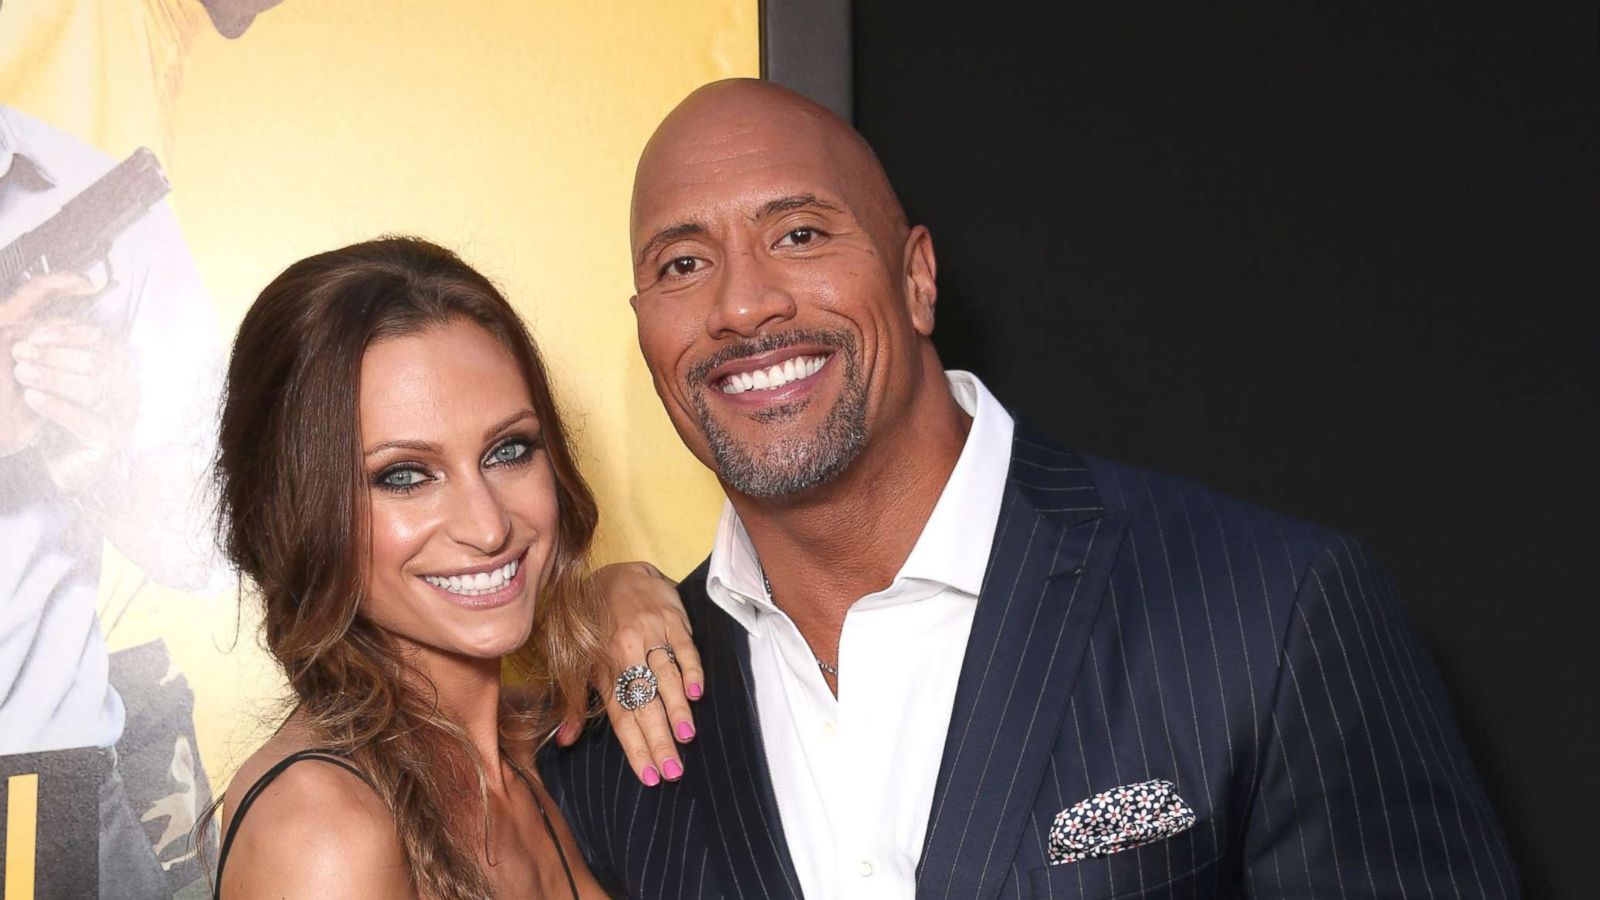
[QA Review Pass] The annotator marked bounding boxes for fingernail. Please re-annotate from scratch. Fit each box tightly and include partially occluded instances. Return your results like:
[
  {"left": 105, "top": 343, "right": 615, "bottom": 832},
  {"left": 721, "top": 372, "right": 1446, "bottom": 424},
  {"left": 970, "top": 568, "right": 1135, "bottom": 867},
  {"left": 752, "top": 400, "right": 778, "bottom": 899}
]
[
  {"left": 10, "top": 343, "right": 35, "bottom": 361},
  {"left": 662, "top": 758, "right": 683, "bottom": 781},
  {"left": 13, "top": 362, "right": 37, "bottom": 383},
  {"left": 641, "top": 765, "right": 660, "bottom": 787},
  {"left": 687, "top": 682, "right": 703, "bottom": 700},
  {"left": 675, "top": 720, "right": 695, "bottom": 741}
]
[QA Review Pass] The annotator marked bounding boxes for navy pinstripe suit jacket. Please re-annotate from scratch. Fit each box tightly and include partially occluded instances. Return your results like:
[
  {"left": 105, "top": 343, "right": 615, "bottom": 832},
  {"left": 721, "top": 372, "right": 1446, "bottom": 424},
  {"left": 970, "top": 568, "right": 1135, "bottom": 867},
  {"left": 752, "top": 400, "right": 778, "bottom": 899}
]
[{"left": 542, "top": 426, "right": 1517, "bottom": 898}]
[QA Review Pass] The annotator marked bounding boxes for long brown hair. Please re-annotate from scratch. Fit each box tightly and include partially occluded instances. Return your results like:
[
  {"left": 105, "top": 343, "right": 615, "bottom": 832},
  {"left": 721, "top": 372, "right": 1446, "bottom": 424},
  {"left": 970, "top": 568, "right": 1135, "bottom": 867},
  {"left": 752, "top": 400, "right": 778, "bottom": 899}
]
[{"left": 208, "top": 236, "right": 601, "bottom": 897}]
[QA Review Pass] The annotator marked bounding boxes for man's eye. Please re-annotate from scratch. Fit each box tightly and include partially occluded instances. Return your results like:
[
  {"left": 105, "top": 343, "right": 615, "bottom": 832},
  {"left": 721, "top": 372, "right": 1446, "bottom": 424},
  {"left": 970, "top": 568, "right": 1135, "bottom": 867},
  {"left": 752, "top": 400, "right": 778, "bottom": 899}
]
[
  {"left": 778, "top": 227, "right": 821, "bottom": 247},
  {"left": 663, "top": 257, "right": 702, "bottom": 277}
]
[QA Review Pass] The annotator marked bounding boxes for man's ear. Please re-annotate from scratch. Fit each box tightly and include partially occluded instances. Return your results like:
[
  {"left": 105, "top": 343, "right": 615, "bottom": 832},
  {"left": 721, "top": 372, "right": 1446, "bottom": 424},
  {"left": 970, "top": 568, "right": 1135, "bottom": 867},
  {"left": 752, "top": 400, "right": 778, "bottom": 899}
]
[
  {"left": 629, "top": 294, "right": 639, "bottom": 312},
  {"left": 903, "top": 225, "right": 938, "bottom": 336}
]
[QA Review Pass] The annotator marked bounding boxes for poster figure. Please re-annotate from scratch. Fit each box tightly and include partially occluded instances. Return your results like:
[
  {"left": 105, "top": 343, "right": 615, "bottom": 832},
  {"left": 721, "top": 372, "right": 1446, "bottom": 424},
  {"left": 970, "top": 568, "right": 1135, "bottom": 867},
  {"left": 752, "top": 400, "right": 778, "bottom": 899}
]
[
  {"left": 1, "top": 104, "right": 223, "bottom": 896},
  {"left": 0, "top": 0, "right": 286, "bottom": 163}
]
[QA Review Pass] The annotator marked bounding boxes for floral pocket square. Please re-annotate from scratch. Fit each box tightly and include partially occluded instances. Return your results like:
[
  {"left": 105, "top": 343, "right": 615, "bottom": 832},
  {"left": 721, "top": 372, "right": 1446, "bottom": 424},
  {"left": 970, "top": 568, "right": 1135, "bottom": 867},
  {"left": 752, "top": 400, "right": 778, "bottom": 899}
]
[{"left": 1048, "top": 778, "right": 1197, "bottom": 865}]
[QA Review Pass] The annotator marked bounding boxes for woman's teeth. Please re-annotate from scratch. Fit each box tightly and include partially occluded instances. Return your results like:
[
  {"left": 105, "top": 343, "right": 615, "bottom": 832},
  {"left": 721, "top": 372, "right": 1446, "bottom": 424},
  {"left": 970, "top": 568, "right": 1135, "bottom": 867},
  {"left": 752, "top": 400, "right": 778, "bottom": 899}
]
[
  {"left": 423, "top": 559, "right": 519, "bottom": 596},
  {"left": 720, "top": 354, "right": 826, "bottom": 395}
]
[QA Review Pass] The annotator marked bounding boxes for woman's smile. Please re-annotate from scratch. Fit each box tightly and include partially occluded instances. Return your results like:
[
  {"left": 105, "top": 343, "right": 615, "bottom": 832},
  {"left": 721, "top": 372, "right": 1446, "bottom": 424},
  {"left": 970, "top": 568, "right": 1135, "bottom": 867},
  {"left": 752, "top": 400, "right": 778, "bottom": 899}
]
[{"left": 417, "top": 548, "right": 529, "bottom": 609}]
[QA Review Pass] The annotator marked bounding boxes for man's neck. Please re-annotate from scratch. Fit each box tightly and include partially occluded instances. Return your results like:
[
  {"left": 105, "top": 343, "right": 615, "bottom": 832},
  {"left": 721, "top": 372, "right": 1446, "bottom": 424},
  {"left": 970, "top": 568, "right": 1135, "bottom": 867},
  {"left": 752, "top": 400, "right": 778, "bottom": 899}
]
[{"left": 729, "top": 365, "right": 972, "bottom": 659}]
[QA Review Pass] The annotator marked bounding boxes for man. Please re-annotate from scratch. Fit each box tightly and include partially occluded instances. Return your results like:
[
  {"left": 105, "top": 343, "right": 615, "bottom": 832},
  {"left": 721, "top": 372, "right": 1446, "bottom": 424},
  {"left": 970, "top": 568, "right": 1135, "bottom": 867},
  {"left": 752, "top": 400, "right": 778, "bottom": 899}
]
[
  {"left": 1, "top": 103, "right": 223, "bottom": 896},
  {"left": 542, "top": 79, "right": 1516, "bottom": 898},
  {"left": 0, "top": 0, "right": 285, "bottom": 162}
]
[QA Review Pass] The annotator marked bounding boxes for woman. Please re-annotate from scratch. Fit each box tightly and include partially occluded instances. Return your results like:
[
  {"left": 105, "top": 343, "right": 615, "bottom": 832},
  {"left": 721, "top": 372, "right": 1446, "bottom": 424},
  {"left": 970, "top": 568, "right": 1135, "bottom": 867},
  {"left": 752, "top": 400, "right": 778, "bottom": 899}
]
[{"left": 209, "top": 236, "right": 654, "bottom": 898}]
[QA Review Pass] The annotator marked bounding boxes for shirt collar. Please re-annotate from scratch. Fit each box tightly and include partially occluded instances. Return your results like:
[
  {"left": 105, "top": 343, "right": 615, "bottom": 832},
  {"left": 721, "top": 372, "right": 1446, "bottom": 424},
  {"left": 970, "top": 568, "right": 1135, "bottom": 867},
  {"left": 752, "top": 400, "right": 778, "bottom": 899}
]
[
  {"left": 0, "top": 108, "right": 60, "bottom": 188},
  {"left": 706, "top": 370, "right": 1016, "bottom": 631}
]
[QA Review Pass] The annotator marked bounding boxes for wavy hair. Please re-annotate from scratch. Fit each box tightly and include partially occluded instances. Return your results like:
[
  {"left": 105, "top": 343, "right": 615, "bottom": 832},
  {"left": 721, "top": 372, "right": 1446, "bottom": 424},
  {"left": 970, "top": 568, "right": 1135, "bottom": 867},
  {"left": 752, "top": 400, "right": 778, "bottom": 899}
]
[{"left": 204, "top": 236, "right": 601, "bottom": 897}]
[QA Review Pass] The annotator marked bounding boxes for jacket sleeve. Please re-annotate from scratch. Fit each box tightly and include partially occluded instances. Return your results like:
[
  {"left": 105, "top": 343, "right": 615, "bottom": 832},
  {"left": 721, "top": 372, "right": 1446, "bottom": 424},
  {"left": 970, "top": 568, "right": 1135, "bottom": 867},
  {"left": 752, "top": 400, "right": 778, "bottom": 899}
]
[
  {"left": 538, "top": 734, "right": 628, "bottom": 895},
  {"left": 1243, "top": 536, "right": 1519, "bottom": 897}
]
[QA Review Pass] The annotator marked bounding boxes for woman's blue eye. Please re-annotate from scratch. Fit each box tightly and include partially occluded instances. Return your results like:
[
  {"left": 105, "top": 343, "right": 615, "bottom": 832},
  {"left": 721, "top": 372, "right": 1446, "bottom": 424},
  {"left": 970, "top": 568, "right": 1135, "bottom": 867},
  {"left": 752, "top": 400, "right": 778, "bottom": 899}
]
[
  {"left": 488, "top": 440, "right": 531, "bottom": 466},
  {"left": 382, "top": 468, "right": 428, "bottom": 489}
]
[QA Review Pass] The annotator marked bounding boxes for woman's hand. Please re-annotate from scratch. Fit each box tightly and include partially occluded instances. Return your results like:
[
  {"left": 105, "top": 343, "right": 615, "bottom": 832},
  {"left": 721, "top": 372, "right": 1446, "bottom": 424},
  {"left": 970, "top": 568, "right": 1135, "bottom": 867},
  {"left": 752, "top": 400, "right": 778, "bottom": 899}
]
[{"left": 559, "top": 561, "right": 703, "bottom": 787}]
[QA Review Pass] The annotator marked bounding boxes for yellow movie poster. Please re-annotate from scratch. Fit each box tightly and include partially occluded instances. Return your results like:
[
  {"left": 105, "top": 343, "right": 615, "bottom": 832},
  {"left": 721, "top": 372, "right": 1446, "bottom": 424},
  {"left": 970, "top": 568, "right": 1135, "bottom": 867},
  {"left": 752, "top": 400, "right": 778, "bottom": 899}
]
[{"left": 0, "top": 2, "right": 754, "bottom": 895}]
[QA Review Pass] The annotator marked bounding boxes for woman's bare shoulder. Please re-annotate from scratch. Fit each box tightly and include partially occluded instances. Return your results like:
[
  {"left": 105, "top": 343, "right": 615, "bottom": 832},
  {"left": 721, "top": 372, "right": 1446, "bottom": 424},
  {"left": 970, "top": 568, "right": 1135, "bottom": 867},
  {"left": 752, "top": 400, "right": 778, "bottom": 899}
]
[{"left": 219, "top": 730, "right": 411, "bottom": 898}]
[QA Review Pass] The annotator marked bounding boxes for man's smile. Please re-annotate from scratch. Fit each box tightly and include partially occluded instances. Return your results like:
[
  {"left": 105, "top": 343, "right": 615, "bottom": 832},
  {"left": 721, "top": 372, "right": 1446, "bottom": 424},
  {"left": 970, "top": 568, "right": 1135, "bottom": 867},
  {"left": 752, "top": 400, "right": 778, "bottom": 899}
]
[
  {"left": 694, "top": 335, "right": 845, "bottom": 415},
  {"left": 715, "top": 352, "right": 829, "bottom": 396}
]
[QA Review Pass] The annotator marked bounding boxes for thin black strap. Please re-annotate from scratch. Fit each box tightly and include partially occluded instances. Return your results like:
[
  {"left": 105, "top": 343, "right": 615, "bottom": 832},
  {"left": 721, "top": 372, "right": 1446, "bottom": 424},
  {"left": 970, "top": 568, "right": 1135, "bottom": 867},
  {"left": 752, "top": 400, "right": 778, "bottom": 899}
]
[
  {"left": 214, "top": 748, "right": 578, "bottom": 900},
  {"left": 213, "top": 749, "right": 370, "bottom": 900},
  {"left": 504, "top": 753, "right": 581, "bottom": 900}
]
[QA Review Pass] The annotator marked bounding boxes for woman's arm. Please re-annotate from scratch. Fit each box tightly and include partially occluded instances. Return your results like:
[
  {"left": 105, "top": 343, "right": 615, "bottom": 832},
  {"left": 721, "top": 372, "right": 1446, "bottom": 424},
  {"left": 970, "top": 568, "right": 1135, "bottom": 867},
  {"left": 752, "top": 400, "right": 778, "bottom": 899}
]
[{"left": 558, "top": 562, "right": 704, "bottom": 786}]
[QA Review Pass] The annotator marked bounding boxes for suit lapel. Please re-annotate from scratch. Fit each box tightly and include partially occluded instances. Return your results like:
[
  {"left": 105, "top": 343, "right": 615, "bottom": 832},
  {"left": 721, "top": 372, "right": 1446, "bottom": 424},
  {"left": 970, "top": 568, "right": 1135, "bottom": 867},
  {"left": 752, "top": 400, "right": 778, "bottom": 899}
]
[
  {"left": 680, "top": 568, "right": 804, "bottom": 899},
  {"left": 916, "top": 429, "right": 1127, "bottom": 900}
]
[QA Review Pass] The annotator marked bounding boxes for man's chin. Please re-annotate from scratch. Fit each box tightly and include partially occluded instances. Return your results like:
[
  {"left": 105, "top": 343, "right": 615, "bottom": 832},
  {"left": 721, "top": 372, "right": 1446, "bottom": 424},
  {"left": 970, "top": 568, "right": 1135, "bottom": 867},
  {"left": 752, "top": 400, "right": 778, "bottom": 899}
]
[
  {"left": 699, "top": 402, "right": 817, "bottom": 448},
  {"left": 700, "top": 425, "right": 864, "bottom": 500}
]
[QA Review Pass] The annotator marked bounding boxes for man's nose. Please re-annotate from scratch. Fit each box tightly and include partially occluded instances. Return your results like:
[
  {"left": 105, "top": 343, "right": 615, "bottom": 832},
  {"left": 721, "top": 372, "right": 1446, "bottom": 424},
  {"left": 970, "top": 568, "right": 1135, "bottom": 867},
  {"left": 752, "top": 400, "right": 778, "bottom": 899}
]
[
  {"left": 446, "top": 473, "right": 512, "bottom": 555},
  {"left": 706, "top": 249, "right": 797, "bottom": 338}
]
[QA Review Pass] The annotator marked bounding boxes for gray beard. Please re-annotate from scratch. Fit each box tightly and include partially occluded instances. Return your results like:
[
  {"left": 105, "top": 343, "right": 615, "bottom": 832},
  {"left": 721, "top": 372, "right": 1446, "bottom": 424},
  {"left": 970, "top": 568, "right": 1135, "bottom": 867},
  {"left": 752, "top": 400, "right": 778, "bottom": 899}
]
[{"left": 689, "top": 332, "right": 868, "bottom": 499}]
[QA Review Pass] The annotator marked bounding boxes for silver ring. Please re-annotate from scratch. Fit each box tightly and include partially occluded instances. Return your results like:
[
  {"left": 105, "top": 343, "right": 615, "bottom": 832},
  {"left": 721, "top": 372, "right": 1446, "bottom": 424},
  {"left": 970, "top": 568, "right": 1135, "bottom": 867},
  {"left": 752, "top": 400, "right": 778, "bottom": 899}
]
[
  {"left": 645, "top": 643, "right": 677, "bottom": 665},
  {"left": 613, "top": 664, "right": 659, "bottom": 711}
]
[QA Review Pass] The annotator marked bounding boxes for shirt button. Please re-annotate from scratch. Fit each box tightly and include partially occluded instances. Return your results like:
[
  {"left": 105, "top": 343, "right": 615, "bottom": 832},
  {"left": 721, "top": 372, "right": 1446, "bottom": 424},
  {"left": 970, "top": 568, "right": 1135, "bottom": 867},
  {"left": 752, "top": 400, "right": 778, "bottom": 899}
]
[
  {"left": 857, "top": 859, "right": 874, "bottom": 877},
  {"left": 821, "top": 720, "right": 837, "bottom": 739}
]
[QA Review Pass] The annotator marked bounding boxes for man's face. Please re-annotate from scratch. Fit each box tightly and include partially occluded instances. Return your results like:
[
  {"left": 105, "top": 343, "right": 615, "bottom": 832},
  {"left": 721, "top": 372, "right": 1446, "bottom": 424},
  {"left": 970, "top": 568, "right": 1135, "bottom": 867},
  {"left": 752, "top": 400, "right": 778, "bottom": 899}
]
[
  {"left": 630, "top": 110, "right": 923, "bottom": 498},
  {"left": 199, "top": 0, "right": 284, "bottom": 38}
]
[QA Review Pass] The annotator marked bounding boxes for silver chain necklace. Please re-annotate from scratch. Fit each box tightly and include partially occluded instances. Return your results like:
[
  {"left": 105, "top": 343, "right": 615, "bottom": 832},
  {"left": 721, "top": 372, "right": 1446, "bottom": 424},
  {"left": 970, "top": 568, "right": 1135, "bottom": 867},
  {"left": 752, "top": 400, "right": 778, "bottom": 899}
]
[{"left": 762, "top": 571, "right": 839, "bottom": 677}]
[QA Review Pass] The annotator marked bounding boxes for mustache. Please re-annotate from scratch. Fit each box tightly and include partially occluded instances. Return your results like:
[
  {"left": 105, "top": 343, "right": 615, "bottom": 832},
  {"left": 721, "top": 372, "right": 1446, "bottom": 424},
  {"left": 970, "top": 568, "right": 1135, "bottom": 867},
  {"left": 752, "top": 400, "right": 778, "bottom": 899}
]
[{"left": 687, "top": 328, "right": 855, "bottom": 386}]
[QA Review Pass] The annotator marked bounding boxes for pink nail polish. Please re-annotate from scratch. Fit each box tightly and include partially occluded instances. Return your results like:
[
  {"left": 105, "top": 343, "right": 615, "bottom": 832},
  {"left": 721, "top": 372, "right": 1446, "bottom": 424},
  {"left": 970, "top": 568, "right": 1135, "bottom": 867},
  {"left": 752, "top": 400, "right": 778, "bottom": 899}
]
[
  {"left": 675, "top": 720, "right": 696, "bottom": 741},
  {"left": 687, "top": 682, "right": 703, "bottom": 700},
  {"left": 641, "top": 766, "right": 660, "bottom": 787},
  {"left": 662, "top": 758, "right": 683, "bottom": 781}
]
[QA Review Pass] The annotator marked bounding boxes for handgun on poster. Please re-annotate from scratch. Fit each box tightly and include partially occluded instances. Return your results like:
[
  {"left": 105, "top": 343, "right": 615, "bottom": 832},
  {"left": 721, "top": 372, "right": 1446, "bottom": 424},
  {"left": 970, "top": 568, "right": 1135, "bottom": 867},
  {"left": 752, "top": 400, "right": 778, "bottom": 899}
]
[{"left": 0, "top": 147, "right": 170, "bottom": 302}]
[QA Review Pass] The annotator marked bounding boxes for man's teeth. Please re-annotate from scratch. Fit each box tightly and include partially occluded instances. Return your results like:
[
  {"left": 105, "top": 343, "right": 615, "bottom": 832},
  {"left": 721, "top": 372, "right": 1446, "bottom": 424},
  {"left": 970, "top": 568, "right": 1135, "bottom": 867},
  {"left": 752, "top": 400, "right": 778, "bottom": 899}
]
[
  {"left": 422, "top": 559, "right": 519, "bottom": 596},
  {"left": 720, "top": 355, "right": 827, "bottom": 395}
]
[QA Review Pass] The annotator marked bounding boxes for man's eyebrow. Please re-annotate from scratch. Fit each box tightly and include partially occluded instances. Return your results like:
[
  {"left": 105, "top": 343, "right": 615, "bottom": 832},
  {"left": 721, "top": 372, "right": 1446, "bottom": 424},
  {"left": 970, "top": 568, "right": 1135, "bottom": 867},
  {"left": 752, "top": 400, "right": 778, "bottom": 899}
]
[
  {"left": 635, "top": 222, "right": 708, "bottom": 271},
  {"left": 752, "top": 193, "right": 843, "bottom": 221},
  {"left": 633, "top": 196, "right": 844, "bottom": 271}
]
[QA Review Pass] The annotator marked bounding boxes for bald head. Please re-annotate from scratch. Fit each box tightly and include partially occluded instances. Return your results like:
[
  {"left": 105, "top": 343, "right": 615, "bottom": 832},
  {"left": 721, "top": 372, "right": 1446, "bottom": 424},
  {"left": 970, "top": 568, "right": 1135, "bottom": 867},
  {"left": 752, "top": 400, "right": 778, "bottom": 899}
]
[
  {"left": 631, "top": 79, "right": 908, "bottom": 262},
  {"left": 628, "top": 78, "right": 950, "bottom": 504}
]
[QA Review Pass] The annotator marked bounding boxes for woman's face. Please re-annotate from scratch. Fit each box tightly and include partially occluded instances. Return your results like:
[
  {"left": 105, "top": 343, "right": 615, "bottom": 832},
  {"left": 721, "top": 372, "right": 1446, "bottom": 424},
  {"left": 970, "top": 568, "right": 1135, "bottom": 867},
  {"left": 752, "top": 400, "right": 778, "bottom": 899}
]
[{"left": 357, "top": 318, "right": 559, "bottom": 661}]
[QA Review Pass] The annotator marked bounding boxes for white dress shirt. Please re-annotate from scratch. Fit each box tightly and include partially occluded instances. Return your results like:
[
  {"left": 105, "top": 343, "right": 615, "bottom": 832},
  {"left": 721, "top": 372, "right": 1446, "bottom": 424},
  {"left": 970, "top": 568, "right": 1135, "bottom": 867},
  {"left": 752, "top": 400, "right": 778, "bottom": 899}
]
[
  {"left": 705, "top": 371, "right": 1015, "bottom": 899},
  {"left": 0, "top": 105, "right": 220, "bottom": 753}
]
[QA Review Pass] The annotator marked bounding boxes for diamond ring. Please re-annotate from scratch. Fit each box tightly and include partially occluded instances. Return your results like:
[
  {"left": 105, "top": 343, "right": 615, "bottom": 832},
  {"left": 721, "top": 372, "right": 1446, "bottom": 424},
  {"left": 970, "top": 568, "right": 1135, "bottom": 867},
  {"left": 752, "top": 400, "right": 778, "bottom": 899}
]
[
  {"left": 613, "top": 664, "right": 659, "bottom": 711},
  {"left": 645, "top": 643, "right": 676, "bottom": 665}
]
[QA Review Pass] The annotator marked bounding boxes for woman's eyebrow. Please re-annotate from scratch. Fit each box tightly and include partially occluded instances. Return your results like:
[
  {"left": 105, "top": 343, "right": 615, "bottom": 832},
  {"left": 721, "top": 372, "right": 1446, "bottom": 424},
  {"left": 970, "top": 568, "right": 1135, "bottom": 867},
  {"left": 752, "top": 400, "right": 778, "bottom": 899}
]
[
  {"left": 483, "top": 409, "right": 539, "bottom": 441},
  {"left": 363, "top": 438, "right": 439, "bottom": 458},
  {"left": 361, "top": 410, "right": 536, "bottom": 458}
]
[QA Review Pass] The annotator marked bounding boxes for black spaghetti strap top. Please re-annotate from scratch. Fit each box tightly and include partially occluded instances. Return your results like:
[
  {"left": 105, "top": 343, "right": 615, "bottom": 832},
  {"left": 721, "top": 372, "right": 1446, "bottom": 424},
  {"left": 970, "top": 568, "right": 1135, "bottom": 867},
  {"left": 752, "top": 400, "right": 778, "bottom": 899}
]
[{"left": 213, "top": 748, "right": 579, "bottom": 899}]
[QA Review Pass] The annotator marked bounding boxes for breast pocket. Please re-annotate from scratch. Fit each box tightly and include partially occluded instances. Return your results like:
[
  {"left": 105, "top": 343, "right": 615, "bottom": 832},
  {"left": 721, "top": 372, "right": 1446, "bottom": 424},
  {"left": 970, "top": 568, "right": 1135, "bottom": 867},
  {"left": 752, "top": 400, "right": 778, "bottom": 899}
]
[{"left": 1024, "top": 820, "right": 1225, "bottom": 900}]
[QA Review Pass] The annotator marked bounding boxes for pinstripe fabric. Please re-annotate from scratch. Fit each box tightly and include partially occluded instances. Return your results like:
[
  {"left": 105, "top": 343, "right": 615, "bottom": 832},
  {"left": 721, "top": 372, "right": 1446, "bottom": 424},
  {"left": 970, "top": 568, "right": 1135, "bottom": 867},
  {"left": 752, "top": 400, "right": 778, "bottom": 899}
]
[{"left": 541, "top": 424, "right": 1516, "bottom": 898}]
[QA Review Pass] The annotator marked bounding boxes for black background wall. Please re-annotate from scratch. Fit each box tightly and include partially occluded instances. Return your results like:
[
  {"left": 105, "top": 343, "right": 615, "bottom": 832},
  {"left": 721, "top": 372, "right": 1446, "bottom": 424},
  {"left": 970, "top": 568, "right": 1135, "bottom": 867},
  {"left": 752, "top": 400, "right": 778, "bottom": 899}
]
[{"left": 853, "top": 4, "right": 1593, "bottom": 896}]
